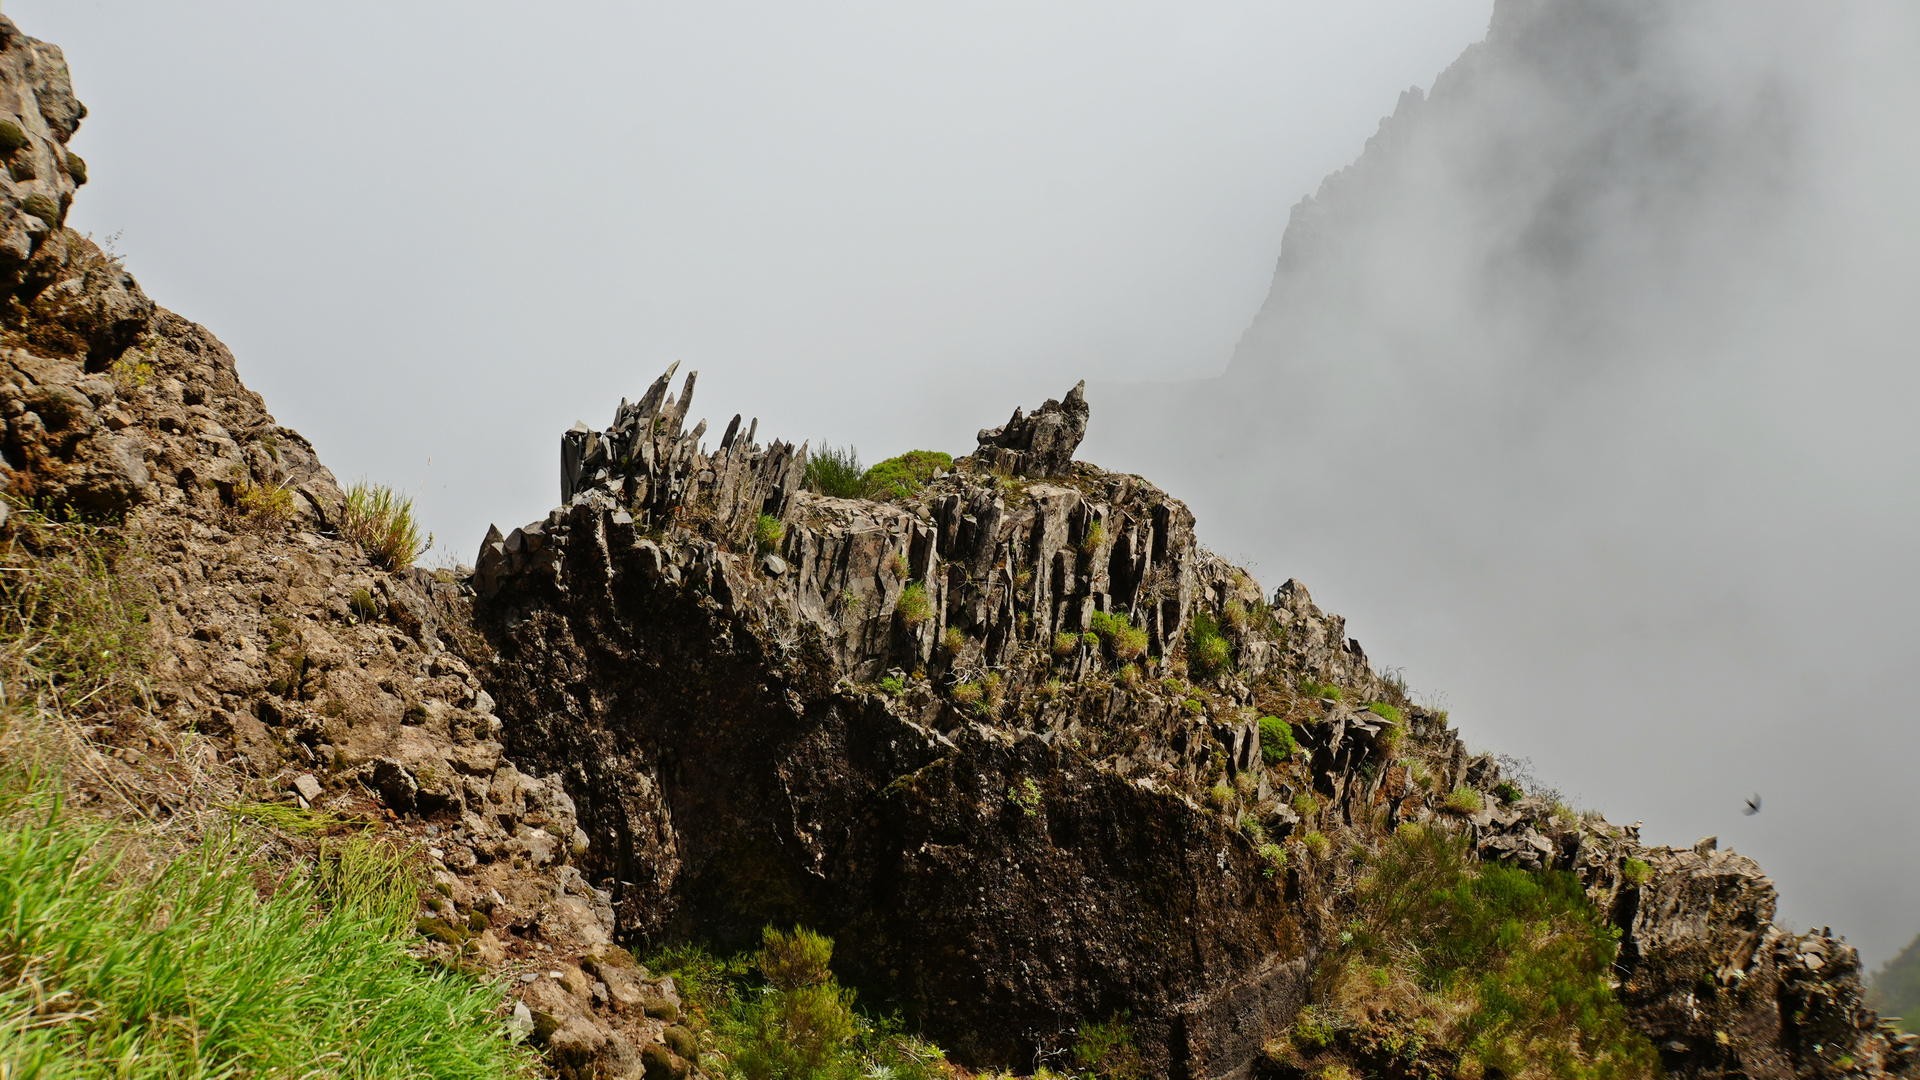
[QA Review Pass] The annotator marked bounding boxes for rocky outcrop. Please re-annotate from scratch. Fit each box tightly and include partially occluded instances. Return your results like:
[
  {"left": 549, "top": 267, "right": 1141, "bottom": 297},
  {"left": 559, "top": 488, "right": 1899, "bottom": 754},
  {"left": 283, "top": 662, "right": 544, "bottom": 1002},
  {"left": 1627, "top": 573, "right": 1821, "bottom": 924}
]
[
  {"left": 0, "top": 17, "right": 84, "bottom": 277},
  {"left": 974, "top": 380, "right": 1089, "bottom": 479}
]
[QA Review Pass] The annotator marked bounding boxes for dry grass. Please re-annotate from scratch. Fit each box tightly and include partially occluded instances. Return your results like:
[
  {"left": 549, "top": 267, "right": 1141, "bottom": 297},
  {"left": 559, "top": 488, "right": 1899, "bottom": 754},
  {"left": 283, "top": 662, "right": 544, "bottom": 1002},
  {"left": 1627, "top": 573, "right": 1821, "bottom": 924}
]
[{"left": 339, "top": 481, "right": 429, "bottom": 569}]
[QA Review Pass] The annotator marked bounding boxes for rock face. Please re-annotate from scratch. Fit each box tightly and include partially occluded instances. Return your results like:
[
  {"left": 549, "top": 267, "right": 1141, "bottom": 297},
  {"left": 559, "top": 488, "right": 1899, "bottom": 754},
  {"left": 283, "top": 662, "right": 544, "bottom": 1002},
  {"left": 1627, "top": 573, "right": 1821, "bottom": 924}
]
[
  {"left": 0, "top": 18, "right": 84, "bottom": 277},
  {"left": 974, "top": 380, "right": 1089, "bottom": 479}
]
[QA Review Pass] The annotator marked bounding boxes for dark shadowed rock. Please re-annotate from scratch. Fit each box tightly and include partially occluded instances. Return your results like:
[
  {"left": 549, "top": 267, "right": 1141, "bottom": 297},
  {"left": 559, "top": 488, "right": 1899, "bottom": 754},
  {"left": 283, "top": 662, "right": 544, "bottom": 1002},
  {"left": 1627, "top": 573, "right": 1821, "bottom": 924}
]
[{"left": 973, "top": 380, "right": 1088, "bottom": 479}]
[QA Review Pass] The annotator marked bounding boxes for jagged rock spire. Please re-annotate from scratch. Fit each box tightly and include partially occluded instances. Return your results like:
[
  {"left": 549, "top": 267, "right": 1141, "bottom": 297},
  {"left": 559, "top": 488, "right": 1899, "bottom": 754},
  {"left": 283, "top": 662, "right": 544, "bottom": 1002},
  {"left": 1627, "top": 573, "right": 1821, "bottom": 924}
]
[{"left": 972, "top": 380, "right": 1088, "bottom": 479}]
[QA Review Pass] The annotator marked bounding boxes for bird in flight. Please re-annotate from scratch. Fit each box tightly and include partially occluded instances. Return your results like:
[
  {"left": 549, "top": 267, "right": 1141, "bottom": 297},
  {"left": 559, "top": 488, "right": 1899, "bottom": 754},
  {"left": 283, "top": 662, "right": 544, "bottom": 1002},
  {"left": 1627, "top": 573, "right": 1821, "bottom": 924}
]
[{"left": 1743, "top": 794, "right": 1762, "bottom": 816}]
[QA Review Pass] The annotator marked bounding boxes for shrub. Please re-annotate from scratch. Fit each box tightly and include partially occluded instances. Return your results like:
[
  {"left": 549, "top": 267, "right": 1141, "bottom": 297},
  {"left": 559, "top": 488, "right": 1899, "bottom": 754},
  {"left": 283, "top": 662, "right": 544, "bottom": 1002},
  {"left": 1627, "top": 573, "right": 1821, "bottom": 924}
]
[
  {"left": 942, "top": 627, "right": 966, "bottom": 655},
  {"left": 1302, "top": 831, "right": 1331, "bottom": 859},
  {"left": 1181, "top": 698, "right": 1204, "bottom": 716},
  {"left": 1051, "top": 631, "right": 1079, "bottom": 658},
  {"left": 734, "top": 927, "right": 860, "bottom": 1080},
  {"left": 1073, "top": 1013, "right": 1143, "bottom": 1080},
  {"left": 1292, "top": 793, "right": 1320, "bottom": 818},
  {"left": 1187, "top": 613, "right": 1232, "bottom": 680},
  {"left": 1007, "top": 778, "right": 1043, "bottom": 818},
  {"left": 1338, "top": 825, "right": 1659, "bottom": 1076},
  {"left": 861, "top": 450, "right": 953, "bottom": 499},
  {"left": 1492, "top": 781, "right": 1523, "bottom": 803},
  {"left": 1258, "top": 716, "right": 1297, "bottom": 764},
  {"left": 1444, "top": 787, "right": 1484, "bottom": 815},
  {"left": 1206, "top": 782, "right": 1234, "bottom": 810},
  {"left": 1622, "top": 857, "right": 1652, "bottom": 886},
  {"left": 1087, "top": 610, "right": 1147, "bottom": 661},
  {"left": 896, "top": 583, "right": 933, "bottom": 628},
  {"left": 877, "top": 675, "right": 905, "bottom": 695},
  {"left": 1367, "top": 702, "right": 1403, "bottom": 724},
  {"left": 754, "top": 512, "right": 784, "bottom": 554},
  {"left": 804, "top": 442, "right": 866, "bottom": 498},
  {"left": 951, "top": 681, "right": 983, "bottom": 706},
  {"left": 339, "top": 481, "right": 429, "bottom": 569}
]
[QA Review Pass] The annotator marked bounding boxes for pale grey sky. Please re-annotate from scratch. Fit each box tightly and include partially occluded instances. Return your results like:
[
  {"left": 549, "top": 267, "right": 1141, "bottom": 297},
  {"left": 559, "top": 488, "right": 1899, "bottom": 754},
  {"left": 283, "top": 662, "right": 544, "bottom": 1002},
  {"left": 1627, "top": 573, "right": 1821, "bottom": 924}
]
[{"left": 19, "top": 2, "right": 1920, "bottom": 966}]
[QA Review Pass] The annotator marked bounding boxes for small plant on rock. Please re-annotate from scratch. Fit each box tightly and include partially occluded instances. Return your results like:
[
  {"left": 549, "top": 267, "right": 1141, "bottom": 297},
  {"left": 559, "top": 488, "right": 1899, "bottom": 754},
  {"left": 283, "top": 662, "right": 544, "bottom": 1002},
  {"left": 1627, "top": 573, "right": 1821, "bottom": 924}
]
[
  {"left": 942, "top": 627, "right": 966, "bottom": 656},
  {"left": 1622, "top": 857, "right": 1652, "bottom": 886},
  {"left": 1302, "top": 831, "right": 1331, "bottom": 860},
  {"left": 339, "top": 481, "right": 429, "bottom": 569},
  {"left": 1292, "top": 792, "right": 1320, "bottom": 818},
  {"left": 1072, "top": 1013, "right": 1143, "bottom": 1080},
  {"left": 1087, "top": 610, "right": 1147, "bottom": 662},
  {"left": 804, "top": 442, "right": 866, "bottom": 498},
  {"left": 861, "top": 450, "right": 953, "bottom": 499},
  {"left": 1444, "top": 787, "right": 1484, "bottom": 815},
  {"left": 753, "top": 512, "right": 784, "bottom": 554},
  {"left": 1078, "top": 519, "right": 1105, "bottom": 556},
  {"left": 1186, "top": 612, "right": 1232, "bottom": 681},
  {"left": 951, "top": 681, "right": 983, "bottom": 707},
  {"left": 233, "top": 476, "right": 297, "bottom": 531},
  {"left": 1007, "top": 778, "right": 1043, "bottom": 818},
  {"left": 1257, "top": 843, "right": 1289, "bottom": 878},
  {"left": 1258, "top": 716, "right": 1297, "bottom": 765},
  {"left": 896, "top": 582, "right": 933, "bottom": 628},
  {"left": 1051, "top": 631, "right": 1079, "bottom": 659}
]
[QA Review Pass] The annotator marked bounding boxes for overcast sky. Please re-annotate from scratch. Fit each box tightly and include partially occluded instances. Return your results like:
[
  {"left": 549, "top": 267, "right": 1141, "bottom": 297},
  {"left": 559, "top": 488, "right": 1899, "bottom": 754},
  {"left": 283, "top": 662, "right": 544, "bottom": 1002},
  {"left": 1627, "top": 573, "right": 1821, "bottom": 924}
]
[{"left": 18, "top": 2, "right": 1920, "bottom": 966}]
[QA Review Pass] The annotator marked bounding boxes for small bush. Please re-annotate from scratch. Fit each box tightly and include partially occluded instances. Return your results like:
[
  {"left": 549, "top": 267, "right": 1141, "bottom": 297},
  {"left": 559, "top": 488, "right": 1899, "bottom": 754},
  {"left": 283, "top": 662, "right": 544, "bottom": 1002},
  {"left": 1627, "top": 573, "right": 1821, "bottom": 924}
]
[
  {"left": 1051, "top": 631, "right": 1079, "bottom": 658},
  {"left": 1292, "top": 793, "right": 1320, "bottom": 818},
  {"left": 1087, "top": 610, "right": 1147, "bottom": 661},
  {"left": 1367, "top": 702, "right": 1403, "bottom": 724},
  {"left": 1622, "top": 857, "right": 1652, "bottom": 886},
  {"left": 754, "top": 512, "right": 785, "bottom": 554},
  {"left": 1117, "top": 663, "right": 1139, "bottom": 686},
  {"left": 1182, "top": 698, "right": 1204, "bottom": 716},
  {"left": 1187, "top": 612, "right": 1232, "bottom": 680},
  {"left": 1302, "top": 831, "right": 1331, "bottom": 859},
  {"left": 897, "top": 583, "right": 933, "bottom": 628},
  {"left": 804, "top": 442, "right": 866, "bottom": 498},
  {"left": 339, "top": 481, "right": 429, "bottom": 569},
  {"left": 1444, "top": 787, "right": 1484, "bottom": 815},
  {"left": 1007, "top": 778, "right": 1043, "bottom": 818},
  {"left": 1258, "top": 716, "right": 1297, "bottom": 764},
  {"left": 1492, "top": 781, "right": 1523, "bottom": 803},
  {"left": 735, "top": 928, "right": 860, "bottom": 1080},
  {"left": 861, "top": 450, "right": 953, "bottom": 499},
  {"left": 877, "top": 675, "right": 905, "bottom": 695},
  {"left": 1073, "top": 1013, "right": 1143, "bottom": 1080},
  {"left": 1206, "top": 782, "right": 1234, "bottom": 810},
  {"left": 951, "top": 681, "right": 983, "bottom": 706},
  {"left": 943, "top": 627, "right": 966, "bottom": 656},
  {"left": 1299, "top": 676, "right": 1342, "bottom": 701}
]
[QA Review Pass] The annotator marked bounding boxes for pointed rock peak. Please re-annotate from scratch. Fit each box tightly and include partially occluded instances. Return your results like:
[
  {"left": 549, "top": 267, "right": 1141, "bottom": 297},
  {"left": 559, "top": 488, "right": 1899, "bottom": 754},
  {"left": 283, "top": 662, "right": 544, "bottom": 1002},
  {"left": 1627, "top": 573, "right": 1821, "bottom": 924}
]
[{"left": 971, "top": 381, "right": 1090, "bottom": 479}]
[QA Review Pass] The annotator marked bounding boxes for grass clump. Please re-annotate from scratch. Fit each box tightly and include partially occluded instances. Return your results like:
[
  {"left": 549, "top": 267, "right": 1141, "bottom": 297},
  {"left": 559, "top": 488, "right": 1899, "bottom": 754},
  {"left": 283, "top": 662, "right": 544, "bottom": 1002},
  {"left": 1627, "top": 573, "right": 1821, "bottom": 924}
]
[
  {"left": 339, "top": 481, "right": 429, "bottom": 569},
  {"left": 1073, "top": 1013, "right": 1144, "bottom": 1080},
  {"left": 1292, "top": 792, "right": 1320, "bottom": 818},
  {"left": 1444, "top": 788, "right": 1485, "bottom": 816},
  {"left": 1299, "top": 677, "right": 1342, "bottom": 702},
  {"left": 1310, "top": 824, "right": 1659, "bottom": 1079},
  {"left": 1366, "top": 702, "right": 1402, "bottom": 724},
  {"left": 1087, "top": 610, "right": 1147, "bottom": 662},
  {"left": 1186, "top": 612, "right": 1232, "bottom": 681},
  {"left": 1302, "top": 831, "right": 1331, "bottom": 860},
  {"left": 805, "top": 443, "right": 866, "bottom": 498},
  {"left": 233, "top": 476, "right": 297, "bottom": 531},
  {"left": 1078, "top": 520, "right": 1105, "bottom": 556},
  {"left": 1051, "top": 631, "right": 1079, "bottom": 659},
  {"left": 896, "top": 582, "right": 933, "bottom": 628},
  {"left": 942, "top": 627, "right": 966, "bottom": 656},
  {"left": 1257, "top": 843, "right": 1289, "bottom": 878},
  {"left": 653, "top": 928, "right": 951, "bottom": 1080},
  {"left": 754, "top": 512, "right": 785, "bottom": 555},
  {"left": 861, "top": 451, "right": 952, "bottom": 500},
  {"left": 1259, "top": 716, "right": 1297, "bottom": 765},
  {"left": 0, "top": 769, "right": 531, "bottom": 1078},
  {"left": 1621, "top": 857, "right": 1652, "bottom": 887}
]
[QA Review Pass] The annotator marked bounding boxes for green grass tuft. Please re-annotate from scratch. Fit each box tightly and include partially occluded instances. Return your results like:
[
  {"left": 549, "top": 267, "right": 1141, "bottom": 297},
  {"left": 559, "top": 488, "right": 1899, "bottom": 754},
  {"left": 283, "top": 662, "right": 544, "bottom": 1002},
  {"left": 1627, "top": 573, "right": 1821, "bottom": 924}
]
[
  {"left": 1087, "top": 610, "right": 1147, "bottom": 662},
  {"left": 1258, "top": 716, "right": 1297, "bottom": 765},
  {"left": 861, "top": 451, "right": 952, "bottom": 500},
  {"left": 896, "top": 582, "right": 933, "bottom": 628},
  {"left": 340, "top": 481, "right": 429, "bottom": 569},
  {"left": 804, "top": 443, "right": 867, "bottom": 498},
  {"left": 0, "top": 772, "right": 532, "bottom": 1078},
  {"left": 1186, "top": 612, "right": 1232, "bottom": 681}
]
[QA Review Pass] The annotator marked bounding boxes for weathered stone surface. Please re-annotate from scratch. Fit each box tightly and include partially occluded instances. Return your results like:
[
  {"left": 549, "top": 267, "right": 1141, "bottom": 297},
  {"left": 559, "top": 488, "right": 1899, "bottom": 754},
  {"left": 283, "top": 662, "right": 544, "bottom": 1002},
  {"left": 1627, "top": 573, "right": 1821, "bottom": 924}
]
[{"left": 974, "top": 380, "right": 1088, "bottom": 479}]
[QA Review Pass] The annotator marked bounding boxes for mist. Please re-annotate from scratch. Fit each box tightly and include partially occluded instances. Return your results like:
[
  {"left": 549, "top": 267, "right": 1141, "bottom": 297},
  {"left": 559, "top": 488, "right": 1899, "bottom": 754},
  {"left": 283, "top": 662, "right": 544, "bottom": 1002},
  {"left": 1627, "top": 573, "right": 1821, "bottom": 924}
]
[{"left": 1087, "top": 0, "right": 1920, "bottom": 964}]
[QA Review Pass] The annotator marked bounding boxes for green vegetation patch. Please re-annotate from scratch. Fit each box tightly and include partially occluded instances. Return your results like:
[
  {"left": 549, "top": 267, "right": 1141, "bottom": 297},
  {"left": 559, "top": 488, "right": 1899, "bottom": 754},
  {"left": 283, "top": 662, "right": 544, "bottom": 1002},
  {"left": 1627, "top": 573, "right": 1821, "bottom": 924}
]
[
  {"left": 1258, "top": 716, "right": 1297, "bottom": 765},
  {"left": 1087, "top": 610, "right": 1146, "bottom": 662},
  {"left": 804, "top": 443, "right": 867, "bottom": 498},
  {"left": 896, "top": 582, "right": 933, "bottom": 628},
  {"left": 652, "top": 927, "right": 952, "bottom": 1080},
  {"left": 1186, "top": 612, "right": 1232, "bottom": 681},
  {"left": 1307, "top": 824, "right": 1659, "bottom": 1079},
  {"left": 862, "top": 450, "right": 952, "bottom": 500},
  {"left": 340, "top": 480, "right": 430, "bottom": 569},
  {"left": 0, "top": 772, "right": 531, "bottom": 1078}
]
